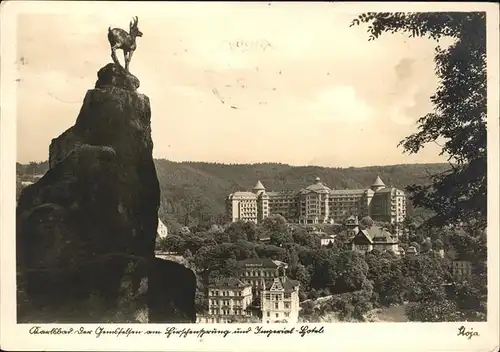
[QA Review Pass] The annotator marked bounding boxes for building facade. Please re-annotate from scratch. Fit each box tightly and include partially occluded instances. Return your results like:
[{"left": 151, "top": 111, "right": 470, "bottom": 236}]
[
  {"left": 207, "top": 278, "right": 254, "bottom": 323},
  {"left": 319, "top": 234, "right": 336, "bottom": 246},
  {"left": 226, "top": 176, "right": 406, "bottom": 225},
  {"left": 350, "top": 226, "right": 400, "bottom": 254},
  {"left": 452, "top": 261, "right": 472, "bottom": 281},
  {"left": 237, "top": 258, "right": 288, "bottom": 295},
  {"left": 261, "top": 277, "right": 300, "bottom": 324},
  {"left": 157, "top": 218, "right": 169, "bottom": 239}
]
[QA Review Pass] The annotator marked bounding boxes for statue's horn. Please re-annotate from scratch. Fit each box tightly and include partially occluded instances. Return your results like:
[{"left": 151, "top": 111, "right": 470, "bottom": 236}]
[{"left": 134, "top": 16, "right": 138, "bottom": 25}]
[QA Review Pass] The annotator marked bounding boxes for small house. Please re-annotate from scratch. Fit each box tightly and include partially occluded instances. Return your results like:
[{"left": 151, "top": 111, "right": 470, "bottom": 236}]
[{"left": 350, "top": 225, "right": 399, "bottom": 254}]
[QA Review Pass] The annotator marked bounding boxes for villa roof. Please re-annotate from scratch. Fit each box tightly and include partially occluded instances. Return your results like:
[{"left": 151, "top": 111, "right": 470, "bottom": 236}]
[
  {"left": 264, "top": 277, "right": 299, "bottom": 292},
  {"left": 352, "top": 226, "right": 397, "bottom": 244}
]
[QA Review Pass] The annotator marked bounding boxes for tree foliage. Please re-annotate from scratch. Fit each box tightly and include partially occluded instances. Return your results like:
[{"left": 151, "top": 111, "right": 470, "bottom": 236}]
[{"left": 352, "top": 12, "right": 487, "bottom": 230}]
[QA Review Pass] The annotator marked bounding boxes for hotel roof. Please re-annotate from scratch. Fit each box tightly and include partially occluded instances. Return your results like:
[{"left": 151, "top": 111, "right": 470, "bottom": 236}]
[
  {"left": 208, "top": 277, "right": 251, "bottom": 288},
  {"left": 329, "top": 189, "right": 367, "bottom": 195},
  {"left": 267, "top": 191, "right": 298, "bottom": 197},
  {"left": 238, "top": 258, "right": 288, "bottom": 269},
  {"left": 374, "top": 187, "right": 397, "bottom": 193},
  {"left": 300, "top": 177, "right": 331, "bottom": 193},
  {"left": 372, "top": 176, "right": 385, "bottom": 187},
  {"left": 253, "top": 180, "right": 265, "bottom": 190},
  {"left": 229, "top": 191, "right": 257, "bottom": 198}
]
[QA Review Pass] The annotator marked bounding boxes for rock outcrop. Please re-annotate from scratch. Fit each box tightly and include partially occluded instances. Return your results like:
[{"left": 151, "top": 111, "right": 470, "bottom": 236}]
[{"left": 17, "top": 63, "right": 196, "bottom": 323}]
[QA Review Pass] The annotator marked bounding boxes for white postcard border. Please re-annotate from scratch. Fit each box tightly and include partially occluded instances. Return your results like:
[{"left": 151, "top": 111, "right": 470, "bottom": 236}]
[{"left": 1, "top": 2, "right": 499, "bottom": 351}]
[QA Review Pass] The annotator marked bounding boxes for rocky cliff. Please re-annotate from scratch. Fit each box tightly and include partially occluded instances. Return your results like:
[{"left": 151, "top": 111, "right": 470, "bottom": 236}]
[{"left": 17, "top": 63, "right": 196, "bottom": 323}]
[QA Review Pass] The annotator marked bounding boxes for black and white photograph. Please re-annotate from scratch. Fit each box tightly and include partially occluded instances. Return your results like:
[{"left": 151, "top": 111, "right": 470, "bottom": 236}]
[{"left": 1, "top": 2, "right": 499, "bottom": 351}]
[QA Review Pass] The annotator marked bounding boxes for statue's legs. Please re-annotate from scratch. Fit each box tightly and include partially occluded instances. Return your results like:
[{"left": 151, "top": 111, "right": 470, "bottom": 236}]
[
  {"left": 111, "top": 46, "right": 121, "bottom": 67},
  {"left": 125, "top": 50, "right": 134, "bottom": 72}
]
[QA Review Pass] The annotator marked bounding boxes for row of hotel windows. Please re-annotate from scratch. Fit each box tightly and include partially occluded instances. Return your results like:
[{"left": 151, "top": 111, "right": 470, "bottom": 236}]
[
  {"left": 209, "top": 308, "right": 245, "bottom": 315},
  {"left": 263, "top": 293, "right": 292, "bottom": 300},
  {"left": 255, "top": 197, "right": 401, "bottom": 206},
  {"left": 210, "top": 300, "right": 245, "bottom": 306},
  {"left": 265, "top": 311, "right": 291, "bottom": 318},
  {"left": 302, "top": 196, "right": 364, "bottom": 201},
  {"left": 265, "top": 193, "right": 401, "bottom": 201},
  {"left": 266, "top": 302, "right": 291, "bottom": 309},
  {"left": 209, "top": 290, "right": 244, "bottom": 296},
  {"left": 244, "top": 271, "right": 277, "bottom": 277}
]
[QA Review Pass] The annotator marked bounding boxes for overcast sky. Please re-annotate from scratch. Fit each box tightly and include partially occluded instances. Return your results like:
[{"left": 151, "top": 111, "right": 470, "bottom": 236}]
[{"left": 15, "top": 2, "right": 452, "bottom": 167}]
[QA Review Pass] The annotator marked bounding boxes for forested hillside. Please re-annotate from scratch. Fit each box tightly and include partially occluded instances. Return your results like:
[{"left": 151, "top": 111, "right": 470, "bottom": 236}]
[{"left": 16, "top": 160, "right": 450, "bottom": 231}]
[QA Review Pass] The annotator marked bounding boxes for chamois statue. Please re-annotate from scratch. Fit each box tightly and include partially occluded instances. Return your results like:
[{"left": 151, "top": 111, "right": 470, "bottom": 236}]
[{"left": 108, "top": 16, "right": 143, "bottom": 72}]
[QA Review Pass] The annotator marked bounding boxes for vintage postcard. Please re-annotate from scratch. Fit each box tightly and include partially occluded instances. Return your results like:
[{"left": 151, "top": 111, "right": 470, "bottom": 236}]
[{"left": 1, "top": 1, "right": 499, "bottom": 351}]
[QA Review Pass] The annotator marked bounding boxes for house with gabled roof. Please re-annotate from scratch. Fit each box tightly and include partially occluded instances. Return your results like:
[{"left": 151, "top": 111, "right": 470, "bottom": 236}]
[
  {"left": 350, "top": 225, "right": 399, "bottom": 254},
  {"left": 261, "top": 277, "right": 300, "bottom": 324}
]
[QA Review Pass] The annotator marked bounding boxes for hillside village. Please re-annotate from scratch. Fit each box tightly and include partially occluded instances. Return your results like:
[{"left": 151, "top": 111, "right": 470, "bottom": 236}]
[{"left": 16, "top": 161, "right": 486, "bottom": 323}]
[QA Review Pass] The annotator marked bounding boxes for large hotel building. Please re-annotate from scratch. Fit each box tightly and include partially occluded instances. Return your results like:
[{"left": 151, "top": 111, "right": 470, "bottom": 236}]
[{"left": 226, "top": 176, "right": 407, "bottom": 225}]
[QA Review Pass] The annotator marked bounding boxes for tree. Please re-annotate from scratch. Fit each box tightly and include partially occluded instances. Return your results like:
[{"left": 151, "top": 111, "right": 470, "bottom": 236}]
[
  {"left": 365, "top": 251, "right": 406, "bottom": 306},
  {"left": 310, "top": 248, "right": 338, "bottom": 292},
  {"left": 292, "top": 228, "right": 321, "bottom": 249},
  {"left": 225, "top": 221, "right": 248, "bottom": 242},
  {"left": 406, "top": 298, "right": 462, "bottom": 322},
  {"left": 409, "top": 241, "right": 421, "bottom": 253},
  {"left": 288, "top": 263, "right": 311, "bottom": 293},
  {"left": 183, "top": 248, "right": 194, "bottom": 265},
  {"left": 434, "top": 238, "right": 444, "bottom": 250},
  {"left": 261, "top": 214, "right": 288, "bottom": 234},
  {"left": 269, "top": 231, "right": 294, "bottom": 248},
  {"left": 182, "top": 234, "right": 206, "bottom": 254},
  {"left": 359, "top": 216, "right": 374, "bottom": 229},
  {"left": 255, "top": 244, "right": 286, "bottom": 261},
  {"left": 225, "top": 220, "right": 261, "bottom": 242},
  {"left": 333, "top": 251, "right": 370, "bottom": 294},
  {"left": 159, "top": 234, "right": 185, "bottom": 253},
  {"left": 352, "top": 12, "right": 486, "bottom": 231},
  {"left": 447, "top": 229, "right": 486, "bottom": 262},
  {"left": 231, "top": 240, "right": 258, "bottom": 261},
  {"left": 420, "top": 237, "right": 433, "bottom": 253},
  {"left": 401, "top": 252, "right": 450, "bottom": 302}
]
